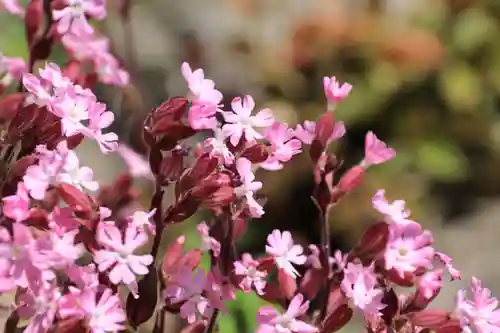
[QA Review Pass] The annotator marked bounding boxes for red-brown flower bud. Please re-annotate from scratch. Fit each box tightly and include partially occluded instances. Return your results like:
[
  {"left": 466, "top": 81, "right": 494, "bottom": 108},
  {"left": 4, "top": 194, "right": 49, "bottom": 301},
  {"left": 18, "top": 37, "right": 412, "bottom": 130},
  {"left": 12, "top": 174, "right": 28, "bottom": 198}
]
[
  {"left": 278, "top": 269, "right": 297, "bottom": 300},
  {"left": 353, "top": 222, "right": 389, "bottom": 262},
  {"left": 0, "top": 93, "right": 26, "bottom": 122},
  {"left": 337, "top": 165, "right": 365, "bottom": 194},
  {"left": 241, "top": 143, "right": 269, "bottom": 163},
  {"left": 299, "top": 268, "right": 324, "bottom": 300},
  {"left": 57, "top": 183, "right": 93, "bottom": 215},
  {"left": 409, "top": 309, "right": 452, "bottom": 329},
  {"left": 315, "top": 111, "right": 335, "bottom": 147},
  {"left": 321, "top": 304, "right": 353, "bottom": 333},
  {"left": 126, "top": 271, "right": 158, "bottom": 329},
  {"left": 159, "top": 149, "right": 184, "bottom": 182}
]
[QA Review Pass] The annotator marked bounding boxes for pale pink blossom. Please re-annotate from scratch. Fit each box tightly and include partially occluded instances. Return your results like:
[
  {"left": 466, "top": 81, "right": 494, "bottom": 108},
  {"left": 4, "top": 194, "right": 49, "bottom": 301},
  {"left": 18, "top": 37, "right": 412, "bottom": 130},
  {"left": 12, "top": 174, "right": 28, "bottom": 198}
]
[
  {"left": 261, "top": 122, "right": 301, "bottom": 171},
  {"left": 323, "top": 76, "right": 352, "bottom": 104},
  {"left": 48, "top": 206, "right": 81, "bottom": 235},
  {"left": 341, "top": 263, "right": 385, "bottom": 315},
  {"left": 435, "top": 251, "right": 461, "bottom": 281},
  {"left": 81, "top": 101, "right": 118, "bottom": 153},
  {"left": 51, "top": 88, "right": 92, "bottom": 136},
  {"left": 234, "top": 253, "right": 267, "bottom": 295},
  {"left": 129, "top": 209, "right": 156, "bottom": 234},
  {"left": 372, "top": 189, "right": 412, "bottom": 225},
  {"left": 57, "top": 161, "right": 99, "bottom": 192},
  {"left": 265, "top": 230, "right": 306, "bottom": 278},
  {"left": 456, "top": 277, "right": 500, "bottom": 333},
  {"left": 2, "top": 182, "right": 30, "bottom": 222},
  {"left": 22, "top": 72, "right": 54, "bottom": 108},
  {"left": 1, "top": 0, "right": 24, "bottom": 17},
  {"left": 384, "top": 222, "right": 434, "bottom": 278},
  {"left": 222, "top": 95, "right": 274, "bottom": 146},
  {"left": 256, "top": 294, "right": 317, "bottom": 333},
  {"left": 117, "top": 145, "right": 154, "bottom": 180},
  {"left": 17, "top": 281, "right": 61, "bottom": 333},
  {"left": 0, "top": 53, "right": 26, "bottom": 86},
  {"left": 204, "top": 128, "right": 234, "bottom": 165},
  {"left": 197, "top": 222, "right": 221, "bottom": 257},
  {"left": 94, "top": 223, "right": 153, "bottom": 286},
  {"left": 417, "top": 269, "right": 443, "bottom": 300},
  {"left": 233, "top": 158, "right": 264, "bottom": 217},
  {"left": 52, "top": 0, "right": 106, "bottom": 37},
  {"left": 305, "top": 244, "right": 335, "bottom": 270},
  {"left": 293, "top": 120, "right": 346, "bottom": 145},
  {"left": 59, "top": 287, "right": 126, "bottom": 333},
  {"left": 164, "top": 268, "right": 211, "bottom": 323},
  {"left": 362, "top": 131, "right": 396, "bottom": 166}
]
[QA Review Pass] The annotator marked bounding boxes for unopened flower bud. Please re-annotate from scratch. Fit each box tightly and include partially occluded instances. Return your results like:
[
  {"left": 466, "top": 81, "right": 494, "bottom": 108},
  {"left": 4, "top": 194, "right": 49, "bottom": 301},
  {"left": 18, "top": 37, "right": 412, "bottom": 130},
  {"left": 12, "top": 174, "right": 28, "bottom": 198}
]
[{"left": 337, "top": 165, "right": 365, "bottom": 194}]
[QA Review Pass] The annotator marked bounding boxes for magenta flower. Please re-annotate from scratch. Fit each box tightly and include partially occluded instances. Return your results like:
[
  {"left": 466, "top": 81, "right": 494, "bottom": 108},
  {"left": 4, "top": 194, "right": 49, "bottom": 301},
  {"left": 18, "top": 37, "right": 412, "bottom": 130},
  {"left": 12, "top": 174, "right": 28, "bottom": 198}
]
[
  {"left": 256, "top": 294, "right": 317, "bottom": 333},
  {"left": 51, "top": 89, "right": 92, "bottom": 136},
  {"left": 372, "top": 189, "right": 412, "bottom": 225},
  {"left": 2, "top": 182, "right": 30, "bottom": 222},
  {"left": 59, "top": 287, "right": 126, "bottom": 333},
  {"left": 265, "top": 229, "right": 306, "bottom": 278},
  {"left": 221, "top": 95, "right": 274, "bottom": 146},
  {"left": 323, "top": 76, "right": 352, "bottom": 104},
  {"left": 164, "top": 268, "right": 211, "bottom": 323},
  {"left": 362, "top": 131, "right": 396, "bottom": 166},
  {"left": 94, "top": 223, "right": 153, "bottom": 286},
  {"left": 293, "top": 120, "right": 346, "bottom": 145},
  {"left": 341, "top": 263, "right": 385, "bottom": 315},
  {"left": 234, "top": 157, "right": 264, "bottom": 217},
  {"left": 234, "top": 253, "right": 267, "bottom": 295},
  {"left": 17, "top": 281, "right": 61, "bottom": 333},
  {"left": 456, "top": 277, "right": 500, "bottom": 333},
  {"left": 0, "top": 53, "right": 26, "bottom": 86},
  {"left": 260, "top": 122, "right": 302, "bottom": 171},
  {"left": 81, "top": 101, "right": 118, "bottom": 153},
  {"left": 48, "top": 207, "right": 81, "bottom": 234},
  {"left": 435, "top": 251, "right": 461, "bottom": 281},
  {"left": 197, "top": 222, "right": 221, "bottom": 257},
  {"left": 384, "top": 222, "right": 434, "bottom": 278}
]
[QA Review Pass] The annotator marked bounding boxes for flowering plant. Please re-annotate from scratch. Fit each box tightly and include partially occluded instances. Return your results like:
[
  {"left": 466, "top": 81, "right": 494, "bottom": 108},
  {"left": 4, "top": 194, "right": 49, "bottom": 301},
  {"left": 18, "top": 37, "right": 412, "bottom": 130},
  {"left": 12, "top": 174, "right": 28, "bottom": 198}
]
[{"left": 0, "top": 1, "right": 497, "bottom": 333}]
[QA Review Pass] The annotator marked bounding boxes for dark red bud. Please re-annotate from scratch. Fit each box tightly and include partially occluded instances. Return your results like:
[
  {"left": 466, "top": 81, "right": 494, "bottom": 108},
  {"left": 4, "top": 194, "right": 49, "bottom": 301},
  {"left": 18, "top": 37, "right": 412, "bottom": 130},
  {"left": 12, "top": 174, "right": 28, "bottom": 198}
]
[
  {"left": 321, "top": 304, "right": 353, "bottom": 333},
  {"left": 66, "top": 134, "right": 84, "bottom": 150},
  {"left": 164, "top": 195, "right": 201, "bottom": 224},
  {"left": 241, "top": 143, "right": 269, "bottom": 163},
  {"left": 259, "top": 282, "right": 286, "bottom": 306},
  {"left": 8, "top": 155, "right": 37, "bottom": 179},
  {"left": 435, "top": 318, "right": 461, "bottom": 333},
  {"left": 159, "top": 150, "right": 184, "bottom": 182},
  {"left": 315, "top": 111, "right": 335, "bottom": 147},
  {"left": 299, "top": 268, "right": 324, "bottom": 300},
  {"left": 57, "top": 183, "right": 93, "bottom": 215},
  {"left": 353, "top": 222, "right": 389, "bottom": 262},
  {"left": 48, "top": 317, "right": 86, "bottom": 333},
  {"left": 278, "top": 269, "right": 297, "bottom": 300},
  {"left": 126, "top": 271, "right": 158, "bottom": 329},
  {"left": 161, "top": 235, "right": 186, "bottom": 277},
  {"left": 409, "top": 310, "right": 452, "bottom": 329},
  {"left": 0, "top": 93, "right": 26, "bottom": 122},
  {"left": 387, "top": 268, "right": 414, "bottom": 287},
  {"left": 7, "top": 104, "right": 40, "bottom": 142},
  {"left": 201, "top": 185, "right": 235, "bottom": 210},
  {"left": 25, "top": 0, "right": 44, "bottom": 46},
  {"left": 257, "top": 256, "right": 276, "bottom": 272},
  {"left": 233, "top": 218, "right": 247, "bottom": 241},
  {"left": 337, "top": 166, "right": 365, "bottom": 194},
  {"left": 381, "top": 288, "right": 399, "bottom": 325},
  {"left": 176, "top": 154, "right": 218, "bottom": 196},
  {"left": 327, "top": 286, "right": 346, "bottom": 314}
]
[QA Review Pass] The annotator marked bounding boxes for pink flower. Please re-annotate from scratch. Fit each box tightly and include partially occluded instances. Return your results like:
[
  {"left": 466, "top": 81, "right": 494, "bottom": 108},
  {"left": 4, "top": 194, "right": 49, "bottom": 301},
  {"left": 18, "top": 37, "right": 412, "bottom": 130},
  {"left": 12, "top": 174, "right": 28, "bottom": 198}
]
[
  {"left": 384, "top": 222, "right": 434, "bottom": 278},
  {"left": 417, "top": 269, "right": 443, "bottom": 300},
  {"left": 129, "top": 209, "right": 156, "bottom": 234},
  {"left": 0, "top": 53, "right": 27, "bottom": 86},
  {"left": 181, "top": 62, "right": 222, "bottom": 130},
  {"left": 164, "top": 268, "right": 211, "bottom": 323},
  {"left": 117, "top": 145, "right": 154, "bottom": 180},
  {"left": 372, "top": 189, "right": 412, "bottom": 225},
  {"left": 362, "top": 131, "right": 396, "bottom": 166},
  {"left": 305, "top": 244, "right": 335, "bottom": 270},
  {"left": 222, "top": 95, "right": 274, "bottom": 146},
  {"left": 52, "top": 0, "right": 106, "bottom": 36},
  {"left": 256, "top": 294, "right": 317, "bottom": 333},
  {"left": 94, "top": 223, "right": 153, "bottom": 286},
  {"left": 22, "top": 72, "right": 54, "bottom": 108},
  {"left": 260, "top": 122, "right": 302, "bottom": 171},
  {"left": 265, "top": 230, "right": 306, "bottom": 278},
  {"left": 48, "top": 207, "right": 81, "bottom": 234},
  {"left": 51, "top": 88, "right": 92, "bottom": 136},
  {"left": 2, "top": 182, "right": 30, "bottom": 222},
  {"left": 59, "top": 287, "right": 126, "bottom": 333},
  {"left": 234, "top": 253, "right": 267, "bottom": 295},
  {"left": 341, "top": 263, "right": 385, "bottom": 315},
  {"left": 456, "top": 277, "right": 500, "bottom": 333},
  {"left": 233, "top": 158, "right": 264, "bottom": 218},
  {"left": 81, "top": 101, "right": 118, "bottom": 153},
  {"left": 197, "top": 222, "right": 221, "bottom": 257},
  {"left": 1, "top": 0, "right": 24, "bottom": 17},
  {"left": 435, "top": 252, "right": 461, "bottom": 281},
  {"left": 17, "top": 281, "right": 61, "bottom": 333},
  {"left": 204, "top": 128, "right": 234, "bottom": 165},
  {"left": 56, "top": 160, "right": 99, "bottom": 193},
  {"left": 323, "top": 76, "right": 352, "bottom": 104},
  {"left": 293, "top": 120, "right": 346, "bottom": 145}
]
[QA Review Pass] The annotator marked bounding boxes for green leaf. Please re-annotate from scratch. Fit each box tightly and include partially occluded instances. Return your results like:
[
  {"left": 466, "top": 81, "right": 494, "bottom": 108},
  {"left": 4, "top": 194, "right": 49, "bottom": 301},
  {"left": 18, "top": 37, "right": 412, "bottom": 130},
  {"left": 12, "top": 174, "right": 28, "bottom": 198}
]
[
  {"left": 451, "top": 8, "right": 498, "bottom": 56},
  {"left": 438, "top": 61, "right": 482, "bottom": 113},
  {"left": 415, "top": 140, "right": 469, "bottom": 182}
]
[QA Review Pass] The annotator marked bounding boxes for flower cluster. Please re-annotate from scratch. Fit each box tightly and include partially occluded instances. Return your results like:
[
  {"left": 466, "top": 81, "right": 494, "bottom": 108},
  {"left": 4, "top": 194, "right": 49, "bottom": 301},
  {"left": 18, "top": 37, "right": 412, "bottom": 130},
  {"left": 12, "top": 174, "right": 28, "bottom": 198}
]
[{"left": 0, "top": 2, "right": 498, "bottom": 333}]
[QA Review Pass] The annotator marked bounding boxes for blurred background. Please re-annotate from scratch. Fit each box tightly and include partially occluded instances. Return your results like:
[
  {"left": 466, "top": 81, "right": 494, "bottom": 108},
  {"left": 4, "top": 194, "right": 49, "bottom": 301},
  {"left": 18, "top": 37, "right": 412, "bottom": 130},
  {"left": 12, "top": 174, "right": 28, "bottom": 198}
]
[{"left": 2, "top": 0, "right": 500, "bottom": 332}]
